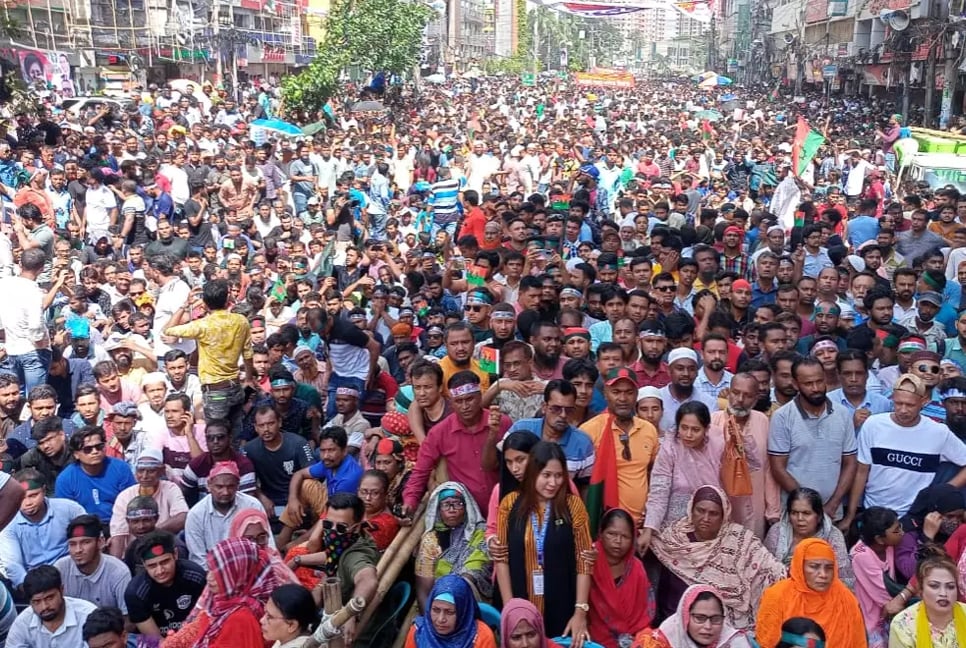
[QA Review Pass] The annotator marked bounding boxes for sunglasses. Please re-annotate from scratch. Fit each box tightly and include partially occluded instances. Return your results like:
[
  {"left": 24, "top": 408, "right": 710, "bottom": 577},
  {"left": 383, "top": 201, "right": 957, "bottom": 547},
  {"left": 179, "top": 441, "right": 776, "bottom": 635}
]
[
  {"left": 206, "top": 433, "right": 228, "bottom": 442},
  {"left": 916, "top": 364, "right": 941, "bottom": 374},
  {"left": 547, "top": 405, "right": 576, "bottom": 416},
  {"left": 81, "top": 442, "right": 105, "bottom": 455},
  {"left": 321, "top": 519, "right": 351, "bottom": 534},
  {"left": 655, "top": 285, "right": 676, "bottom": 292},
  {"left": 464, "top": 304, "right": 486, "bottom": 312},
  {"left": 619, "top": 434, "right": 632, "bottom": 461}
]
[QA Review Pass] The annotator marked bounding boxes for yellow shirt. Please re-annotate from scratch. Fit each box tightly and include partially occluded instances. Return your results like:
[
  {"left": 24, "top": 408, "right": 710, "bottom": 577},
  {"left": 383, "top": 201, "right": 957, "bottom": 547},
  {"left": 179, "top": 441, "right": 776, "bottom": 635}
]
[
  {"left": 166, "top": 310, "right": 253, "bottom": 384},
  {"left": 438, "top": 356, "right": 491, "bottom": 396},
  {"left": 581, "top": 413, "right": 659, "bottom": 524}
]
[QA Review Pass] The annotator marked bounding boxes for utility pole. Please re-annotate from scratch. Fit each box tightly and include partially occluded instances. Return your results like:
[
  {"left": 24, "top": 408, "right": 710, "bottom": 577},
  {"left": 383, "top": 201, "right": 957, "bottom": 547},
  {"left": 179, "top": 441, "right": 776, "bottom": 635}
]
[
  {"left": 924, "top": 39, "right": 938, "bottom": 127},
  {"left": 213, "top": 0, "right": 222, "bottom": 84}
]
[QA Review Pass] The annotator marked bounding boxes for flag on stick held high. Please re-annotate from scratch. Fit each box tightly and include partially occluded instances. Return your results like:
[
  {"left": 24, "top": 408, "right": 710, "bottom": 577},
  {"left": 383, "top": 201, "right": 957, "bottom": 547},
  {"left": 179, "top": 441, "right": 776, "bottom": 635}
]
[
  {"left": 478, "top": 346, "right": 499, "bottom": 374},
  {"left": 792, "top": 117, "right": 826, "bottom": 177}
]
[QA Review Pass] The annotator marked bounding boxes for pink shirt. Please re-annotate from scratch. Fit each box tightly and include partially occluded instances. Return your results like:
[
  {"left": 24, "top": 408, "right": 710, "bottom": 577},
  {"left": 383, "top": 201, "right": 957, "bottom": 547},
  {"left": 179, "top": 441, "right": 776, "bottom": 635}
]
[
  {"left": 98, "top": 379, "right": 141, "bottom": 412},
  {"left": 146, "top": 424, "right": 208, "bottom": 486},
  {"left": 403, "top": 411, "right": 511, "bottom": 512},
  {"left": 109, "top": 480, "right": 189, "bottom": 537}
]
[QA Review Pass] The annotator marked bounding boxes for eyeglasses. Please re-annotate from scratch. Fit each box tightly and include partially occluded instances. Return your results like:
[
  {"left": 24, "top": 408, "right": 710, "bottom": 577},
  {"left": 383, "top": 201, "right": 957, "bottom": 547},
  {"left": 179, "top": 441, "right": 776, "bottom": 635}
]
[
  {"left": 440, "top": 500, "right": 465, "bottom": 512},
  {"left": 321, "top": 519, "right": 351, "bottom": 534},
  {"left": 547, "top": 405, "right": 576, "bottom": 416},
  {"left": 358, "top": 489, "right": 384, "bottom": 498},
  {"left": 655, "top": 285, "right": 676, "bottom": 292},
  {"left": 618, "top": 434, "right": 632, "bottom": 461},
  {"left": 916, "top": 364, "right": 941, "bottom": 374},
  {"left": 81, "top": 442, "right": 105, "bottom": 454},
  {"left": 690, "top": 614, "right": 725, "bottom": 626},
  {"left": 206, "top": 434, "right": 228, "bottom": 442},
  {"left": 464, "top": 305, "right": 486, "bottom": 312}
]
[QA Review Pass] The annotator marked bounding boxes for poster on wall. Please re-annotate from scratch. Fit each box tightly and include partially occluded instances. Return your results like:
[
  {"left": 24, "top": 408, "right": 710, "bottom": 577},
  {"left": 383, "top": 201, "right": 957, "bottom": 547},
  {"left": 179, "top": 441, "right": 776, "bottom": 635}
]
[{"left": 18, "top": 50, "right": 75, "bottom": 97}]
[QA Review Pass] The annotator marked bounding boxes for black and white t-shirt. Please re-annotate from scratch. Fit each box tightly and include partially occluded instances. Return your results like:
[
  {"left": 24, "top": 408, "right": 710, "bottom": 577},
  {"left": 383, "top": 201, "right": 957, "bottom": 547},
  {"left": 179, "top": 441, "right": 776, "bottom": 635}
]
[
  {"left": 858, "top": 412, "right": 966, "bottom": 515},
  {"left": 328, "top": 317, "right": 371, "bottom": 381},
  {"left": 124, "top": 559, "right": 206, "bottom": 635}
]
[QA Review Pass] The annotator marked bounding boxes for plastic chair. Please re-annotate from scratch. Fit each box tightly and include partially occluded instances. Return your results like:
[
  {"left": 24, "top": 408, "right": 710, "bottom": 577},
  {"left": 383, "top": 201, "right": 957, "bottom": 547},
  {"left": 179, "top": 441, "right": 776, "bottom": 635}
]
[
  {"left": 478, "top": 602, "right": 501, "bottom": 633},
  {"left": 367, "top": 581, "right": 413, "bottom": 647},
  {"left": 551, "top": 637, "right": 605, "bottom": 648}
]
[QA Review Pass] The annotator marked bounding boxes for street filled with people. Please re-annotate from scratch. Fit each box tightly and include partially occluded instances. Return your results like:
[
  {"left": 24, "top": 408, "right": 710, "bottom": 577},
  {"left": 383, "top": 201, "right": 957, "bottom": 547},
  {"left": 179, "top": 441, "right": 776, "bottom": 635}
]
[{"left": 0, "top": 73, "right": 964, "bottom": 648}]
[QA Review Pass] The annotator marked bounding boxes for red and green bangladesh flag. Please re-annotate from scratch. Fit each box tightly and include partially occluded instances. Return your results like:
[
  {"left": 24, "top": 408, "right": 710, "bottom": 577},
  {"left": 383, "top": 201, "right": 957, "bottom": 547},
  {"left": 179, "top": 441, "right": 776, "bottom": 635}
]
[
  {"left": 585, "top": 415, "right": 621, "bottom": 539},
  {"left": 479, "top": 346, "right": 499, "bottom": 374},
  {"left": 792, "top": 116, "right": 825, "bottom": 177},
  {"left": 466, "top": 264, "right": 487, "bottom": 287},
  {"left": 269, "top": 279, "right": 287, "bottom": 303}
]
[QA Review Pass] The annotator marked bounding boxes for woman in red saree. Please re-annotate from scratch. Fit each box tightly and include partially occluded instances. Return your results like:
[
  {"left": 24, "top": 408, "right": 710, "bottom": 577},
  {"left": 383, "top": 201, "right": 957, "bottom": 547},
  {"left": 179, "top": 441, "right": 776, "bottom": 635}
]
[{"left": 588, "top": 509, "right": 653, "bottom": 648}]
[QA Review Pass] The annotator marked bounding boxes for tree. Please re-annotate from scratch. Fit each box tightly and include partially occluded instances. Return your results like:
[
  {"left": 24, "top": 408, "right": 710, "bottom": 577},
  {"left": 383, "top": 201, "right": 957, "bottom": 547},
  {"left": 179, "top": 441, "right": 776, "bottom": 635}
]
[{"left": 282, "top": 0, "right": 433, "bottom": 115}]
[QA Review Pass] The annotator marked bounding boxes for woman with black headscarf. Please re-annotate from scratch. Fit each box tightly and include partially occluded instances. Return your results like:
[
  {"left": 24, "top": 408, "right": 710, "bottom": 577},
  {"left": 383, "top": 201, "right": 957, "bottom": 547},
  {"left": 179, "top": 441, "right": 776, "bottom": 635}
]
[{"left": 895, "top": 483, "right": 965, "bottom": 581}]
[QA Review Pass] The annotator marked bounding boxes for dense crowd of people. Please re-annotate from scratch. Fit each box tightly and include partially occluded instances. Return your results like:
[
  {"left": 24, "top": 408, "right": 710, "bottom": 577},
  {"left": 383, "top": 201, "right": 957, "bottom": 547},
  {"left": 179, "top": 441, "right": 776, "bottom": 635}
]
[{"left": 0, "top": 72, "right": 963, "bottom": 648}]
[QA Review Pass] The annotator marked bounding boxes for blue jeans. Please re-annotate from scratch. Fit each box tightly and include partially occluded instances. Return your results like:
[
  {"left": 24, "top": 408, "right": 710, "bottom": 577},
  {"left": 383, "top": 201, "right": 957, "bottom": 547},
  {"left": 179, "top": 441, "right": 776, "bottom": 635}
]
[
  {"left": 431, "top": 221, "right": 458, "bottom": 240},
  {"left": 4, "top": 349, "right": 51, "bottom": 397},
  {"left": 326, "top": 374, "right": 366, "bottom": 420},
  {"left": 293, "top": 192, "right": 310, "bottom": 218},
  {"left": 369, "top": 211, "right": 387, "bottom": 241}
]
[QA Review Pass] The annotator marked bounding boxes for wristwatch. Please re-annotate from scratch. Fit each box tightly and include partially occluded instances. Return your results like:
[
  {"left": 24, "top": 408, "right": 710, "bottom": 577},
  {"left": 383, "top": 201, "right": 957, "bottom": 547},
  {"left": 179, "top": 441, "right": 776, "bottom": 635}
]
[
  {"left": 574, "top": 603, "right": 589, "bottom": 612},
  {"left": 293, "top": 555, "right": 302, "bottom": 567}
]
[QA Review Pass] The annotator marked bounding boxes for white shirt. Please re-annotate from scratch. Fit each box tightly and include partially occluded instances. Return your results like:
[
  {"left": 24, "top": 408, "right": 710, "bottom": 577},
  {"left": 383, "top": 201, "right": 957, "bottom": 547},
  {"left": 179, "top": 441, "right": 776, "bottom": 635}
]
[
  {"left": 184, "top": 491, "right": 271, "bottom": 565},
  {"left": 845, "top": 159, "right": 872, "bottom": 196},
  {"left": 152, "top": 277, "right": 196, "bottom": 357},
  {"left": 6, "top": 596, "right": 97, "bottom": 648},
  {"left": 857, "top": 412, "right": 966, "bottom": 515},
  {"left": 84, "top": 185, "right": 115, "bottom": 240},
  {"left": 0, "top": 276, "right": 49, "bottom": 355},
  {"left": 160, "top": 164, "right": 190, "bottom": 205}
]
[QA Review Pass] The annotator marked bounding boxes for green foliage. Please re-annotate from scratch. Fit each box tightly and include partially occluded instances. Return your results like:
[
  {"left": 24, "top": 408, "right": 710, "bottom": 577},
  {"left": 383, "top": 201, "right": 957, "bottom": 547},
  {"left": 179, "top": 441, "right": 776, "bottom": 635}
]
[
  {"left": 483, "top": 56, "right": 529, "bottom": 75},
  {"left": 527, "top": 7, "right": 624, "bottom": 71},
  {"left": 282, "top": 0, "right": 433, "bottom": 114},
  {"left": 516, "top": 0, "right": 530, "bottom": 55}
]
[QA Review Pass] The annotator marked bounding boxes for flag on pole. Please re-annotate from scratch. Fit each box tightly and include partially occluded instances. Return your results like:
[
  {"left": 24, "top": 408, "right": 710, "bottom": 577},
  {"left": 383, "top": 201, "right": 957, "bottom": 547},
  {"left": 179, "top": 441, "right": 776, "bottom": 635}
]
[
  {"left": 479, "top": 346, "right": 499, "bottom": 374},
  {"left": 792, "top": 117, "right": 825, "bottom": 177},
  {"left": 584, "top": 415, "right": 621, "bottom": 538}
]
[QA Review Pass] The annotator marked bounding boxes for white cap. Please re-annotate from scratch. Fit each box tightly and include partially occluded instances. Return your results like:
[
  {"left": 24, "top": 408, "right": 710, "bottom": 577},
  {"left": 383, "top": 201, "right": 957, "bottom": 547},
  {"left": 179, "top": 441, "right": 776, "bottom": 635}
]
[
  {"left": 667, "top": 348, "right": 699, "bottom": 365},
  {"left": 638, "top": 386, "right": 662, "bottom": 401}
]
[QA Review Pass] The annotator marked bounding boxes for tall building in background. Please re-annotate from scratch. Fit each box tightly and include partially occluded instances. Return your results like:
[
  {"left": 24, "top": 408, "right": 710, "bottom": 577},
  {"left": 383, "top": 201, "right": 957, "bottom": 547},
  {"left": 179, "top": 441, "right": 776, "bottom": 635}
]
[{"left": 493, "top": 0, "right": 515, "bottom": 56}]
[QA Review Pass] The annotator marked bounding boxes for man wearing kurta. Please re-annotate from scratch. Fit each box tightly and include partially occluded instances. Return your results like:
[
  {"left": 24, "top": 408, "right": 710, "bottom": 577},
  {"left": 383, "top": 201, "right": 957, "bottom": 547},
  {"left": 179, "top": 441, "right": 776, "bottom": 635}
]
[{"left": 709, "top": 373, "right": 781, "bottom": 539}]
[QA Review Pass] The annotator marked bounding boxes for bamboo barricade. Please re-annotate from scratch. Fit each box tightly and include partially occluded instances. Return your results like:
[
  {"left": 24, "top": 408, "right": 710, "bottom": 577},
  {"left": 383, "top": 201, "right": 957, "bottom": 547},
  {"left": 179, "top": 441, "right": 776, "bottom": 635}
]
[
  {"left": 354, "top": 457, "right": 449, "bottom": 638},
  {"left": 322, "top": 578, "right": 346, "bottom": 648}
]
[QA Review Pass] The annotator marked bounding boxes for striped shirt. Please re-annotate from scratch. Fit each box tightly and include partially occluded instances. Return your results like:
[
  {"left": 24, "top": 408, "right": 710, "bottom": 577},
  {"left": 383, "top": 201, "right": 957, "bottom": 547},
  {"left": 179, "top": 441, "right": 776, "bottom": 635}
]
[{"left": 429, "top": 177, "right": 464, "bottom": 225}]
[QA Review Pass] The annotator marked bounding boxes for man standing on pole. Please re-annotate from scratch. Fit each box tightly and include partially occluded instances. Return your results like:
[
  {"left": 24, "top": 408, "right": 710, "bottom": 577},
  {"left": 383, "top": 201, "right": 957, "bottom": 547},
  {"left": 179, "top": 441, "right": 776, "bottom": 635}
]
[{"left": 163, "top": 279, "right": 255, "bottom": 435}]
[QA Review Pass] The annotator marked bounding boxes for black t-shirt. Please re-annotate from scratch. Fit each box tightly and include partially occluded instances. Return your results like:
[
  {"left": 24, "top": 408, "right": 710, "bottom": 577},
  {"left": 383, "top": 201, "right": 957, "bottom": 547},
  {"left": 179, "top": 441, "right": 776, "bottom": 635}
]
[
  {"left": 328, "top": 316, "right": 372, "bottom": 382},
  {"left": 68, "top": 179, "right": 87, "bottom": 211},
  {"left": 125, "top": 559, "right": 206, "bottom": 635},
  {"left": 242, "top": 433, "right": 313, "bottom": 505}
]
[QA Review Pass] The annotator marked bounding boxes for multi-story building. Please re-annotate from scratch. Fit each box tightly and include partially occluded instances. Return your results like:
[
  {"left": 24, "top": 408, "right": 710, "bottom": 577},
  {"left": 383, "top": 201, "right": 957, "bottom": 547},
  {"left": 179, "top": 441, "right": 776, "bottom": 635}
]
[{"left": 1, "top": 0, "right": 318, "bottom": 95}]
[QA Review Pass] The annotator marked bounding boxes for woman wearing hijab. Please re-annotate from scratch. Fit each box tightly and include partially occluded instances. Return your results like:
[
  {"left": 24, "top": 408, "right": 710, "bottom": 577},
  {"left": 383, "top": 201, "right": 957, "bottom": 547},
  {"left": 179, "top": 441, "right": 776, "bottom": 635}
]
[
  {"left": 403, "top": 574, "right": 497, "bottom": 648},
  {"left": 169, "top": 537, "right": 287, "bottom": 648},
  {"left": 889, "top": 553, "right": 966, "bottom": 648},
  {"left": 651, "top": 485, "right": 785, "bottom": 629},
  {"left": 589, "top": 509, "right": 653, "bottom": 648},
  {"left": 229, "top": 508, "right": 299, "bottom": 585},
  {"left": 896, "top": 483, "right": 965, "bottom": 582},
  {"left": 755, "top": 538, "right": 867, "bottom": 648},
  {"left": 632, "top": 585, "right": 753, "bottom": 648},
  {"left": 415, "top": 481, "right": 492, "bottom": 610},
  {"left": 501, "top": 598, "right": 562, "bottom": 648},
  {"left": 763, "top": 487, "right": 854, "bottom": 588}
]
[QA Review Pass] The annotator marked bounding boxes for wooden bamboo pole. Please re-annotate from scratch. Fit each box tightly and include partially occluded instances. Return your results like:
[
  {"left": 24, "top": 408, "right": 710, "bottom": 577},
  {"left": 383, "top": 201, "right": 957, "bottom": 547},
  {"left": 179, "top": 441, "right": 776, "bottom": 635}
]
[
  {"left": 322, "top": 578, "right": 345, "bottom": 648},
  {"left": 357, "top": 509, "right": 426, "bottom": 631}
]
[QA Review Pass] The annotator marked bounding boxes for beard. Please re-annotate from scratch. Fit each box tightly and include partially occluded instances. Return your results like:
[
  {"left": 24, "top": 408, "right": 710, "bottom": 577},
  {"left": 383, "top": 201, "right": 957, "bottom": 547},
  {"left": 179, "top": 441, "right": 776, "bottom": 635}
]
[
  {"left": 948, "top": 414, "right": 966, "bottom": 440},
  {"left": 753, "top": 394, "right": 772, "bottom": 412},
  {"left": 535, "top": 349, "right": 560, "bottom": 366},
  {"left": 707, "top": 360, "right": 725, "bottom": 372},
  {"left": 728, "top": 404, "right": 751, "bottom": 418},
  {"left": 800, "top": 391, "right": 827, "bottom": 406}
]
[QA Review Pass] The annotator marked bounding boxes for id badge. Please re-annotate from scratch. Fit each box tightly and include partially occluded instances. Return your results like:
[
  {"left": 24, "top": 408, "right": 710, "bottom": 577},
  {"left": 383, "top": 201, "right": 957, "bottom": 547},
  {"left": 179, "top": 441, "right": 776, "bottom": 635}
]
[{"left": 532, "top": 570, "right": 544, "bottom": 596}]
